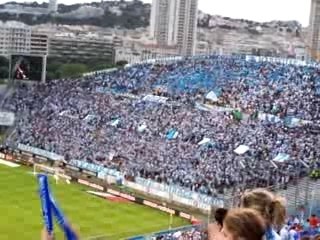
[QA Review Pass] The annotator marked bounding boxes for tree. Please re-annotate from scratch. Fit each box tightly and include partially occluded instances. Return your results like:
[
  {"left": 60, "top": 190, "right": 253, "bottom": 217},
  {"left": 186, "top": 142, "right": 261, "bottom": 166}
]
[
  {"left": 46, "top": 61, "right": 62, "bottom": 80},
  {"left": 116, "top": 60, "right": 128, "bottom": 67},
  {"left": 0, "top": 66, "right": 8, "bottom": 79},
  {"left": 90, "top": 63, "right": 114, "bottom": 72},
  {"left": 0, "top": 56, "right": 8, "bottom": 66},
  {"left": 58, "top": 63, "right": 89, "bottom": 78},
  {"left": 86, "top": 59, "right": 115, "bottom": 71}
]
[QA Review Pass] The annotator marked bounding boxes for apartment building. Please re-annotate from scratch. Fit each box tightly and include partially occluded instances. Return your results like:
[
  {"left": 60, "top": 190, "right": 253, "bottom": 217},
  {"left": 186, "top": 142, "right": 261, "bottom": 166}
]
[
  {"left": 48, "top": 37, "right": 115, "bottom": 64},
  {"left": 150, "top": 0, "right": 198, "bottom": 56},
  {"left": 115, "top": 43, "right": 178, "bottom": 64},
  {"left": 308, "top": 0, "right": 320, "bottom": 60},
  {"left": 0, "top": 22, "right": 48, "bottom": 56},
  {"left": 48, "top": 0, "right": 58, "bottom": 13}
]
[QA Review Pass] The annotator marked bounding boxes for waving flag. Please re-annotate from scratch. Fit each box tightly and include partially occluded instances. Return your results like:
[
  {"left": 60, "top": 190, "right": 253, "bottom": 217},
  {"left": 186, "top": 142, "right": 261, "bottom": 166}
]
[
  {"left": 38, "top": 174, "right": 78, "bottom": 240},
  {"left": 273, "top": 153, "right": 290, "bottom": 163},
  {"left": 166, "top": 129, "right": 178, "bottom": 140}
]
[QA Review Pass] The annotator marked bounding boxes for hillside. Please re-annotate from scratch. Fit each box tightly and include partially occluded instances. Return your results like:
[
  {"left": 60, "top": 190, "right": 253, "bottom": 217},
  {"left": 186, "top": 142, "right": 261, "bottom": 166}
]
[
  {"left": 0, "top": 0, "right": 306, "bottom": 57},
  {"left": 0, "top": 1, "right": 150, "bottom": 29},
  {"left": 0, "top": 0, "right": 303, "bottom": 32}
]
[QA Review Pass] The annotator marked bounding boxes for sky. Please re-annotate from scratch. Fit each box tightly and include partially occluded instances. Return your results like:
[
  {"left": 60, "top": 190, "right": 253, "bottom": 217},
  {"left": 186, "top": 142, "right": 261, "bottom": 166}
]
[{"left": 0, "top": 0, "right": 311, "bottom": 26}]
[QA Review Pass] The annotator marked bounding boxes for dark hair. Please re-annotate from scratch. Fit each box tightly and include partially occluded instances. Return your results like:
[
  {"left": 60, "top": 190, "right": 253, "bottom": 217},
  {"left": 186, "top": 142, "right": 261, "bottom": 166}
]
[
  {"left": 214, "top": 208, "right": 228, "bottom": 226},
  {"left": 223, "top": 208, "right": 266, "bottom": 240},
  {"left": 300, "top": 237, "right": 311, "bottom": 240}
]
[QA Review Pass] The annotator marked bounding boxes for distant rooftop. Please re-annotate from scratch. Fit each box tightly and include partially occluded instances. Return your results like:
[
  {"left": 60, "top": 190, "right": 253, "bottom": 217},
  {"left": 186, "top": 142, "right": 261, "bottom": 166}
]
[{"left": 0, "top": 21, "right": 29, "bottom": 29}]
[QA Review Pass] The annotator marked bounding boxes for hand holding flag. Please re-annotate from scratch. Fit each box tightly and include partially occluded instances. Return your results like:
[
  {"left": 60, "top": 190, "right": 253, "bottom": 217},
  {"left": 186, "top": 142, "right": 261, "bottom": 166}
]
[{"left": 38, "top": 174, "right": 78, "bottom": 240}]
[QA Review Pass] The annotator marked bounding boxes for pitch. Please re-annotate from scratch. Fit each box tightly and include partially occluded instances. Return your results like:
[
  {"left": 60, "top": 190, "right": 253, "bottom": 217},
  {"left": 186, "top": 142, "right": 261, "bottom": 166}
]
[{"left": 0, "top": 164, "right": 189, "bottom": 240}]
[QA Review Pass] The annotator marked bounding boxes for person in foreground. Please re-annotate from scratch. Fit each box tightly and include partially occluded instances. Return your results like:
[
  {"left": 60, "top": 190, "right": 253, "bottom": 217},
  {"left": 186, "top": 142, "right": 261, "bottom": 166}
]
[
  {"left": 222, "top": 208, "right": 266, "bottom": 240},
  {"left": 209, "top": 208, "right": 266, "bottom": 240},
  {"left": 41, "top": 226, "right": 79, "bottom": 240},
  {"left": 41, "top": 228, "right": 54, "bottom": 240},
  {"left": 240, "top": 189, "right": 286, "bottom": 240}
]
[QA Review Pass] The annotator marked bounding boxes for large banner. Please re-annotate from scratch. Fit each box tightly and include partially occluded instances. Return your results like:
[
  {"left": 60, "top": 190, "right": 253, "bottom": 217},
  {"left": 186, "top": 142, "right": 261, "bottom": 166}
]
[
  {"left": 14, "top": 147, "right": 223, "bottom": 211},
  {"left": 0, "top": 112, "right": 15, "bottom": 126},
  {"left": 5, "top": 145, "right": 222, "bottom": 214},
  {"left": 134, "top": 177, "right": 224, "bottom": 210},
  {"left": 246, "top": 55, "right": 319, "bottom": 68},
  {"left": 17, "top": 144, "right": 63, "bottom": 161}
]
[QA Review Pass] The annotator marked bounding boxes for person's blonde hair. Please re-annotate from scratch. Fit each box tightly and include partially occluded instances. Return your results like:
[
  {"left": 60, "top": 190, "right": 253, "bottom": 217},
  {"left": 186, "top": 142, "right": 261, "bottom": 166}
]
[
  {"left": 223, "top": 208, "right": 266, "bottom": 240},
  {"left": 240, "top": 188, "right": 286, "bottom": 226}
]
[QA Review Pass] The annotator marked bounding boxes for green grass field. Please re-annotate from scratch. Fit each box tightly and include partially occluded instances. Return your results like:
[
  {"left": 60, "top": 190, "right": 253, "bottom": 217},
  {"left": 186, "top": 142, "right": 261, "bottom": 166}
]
[{"left": 0, "top": 164, "right": 189, "bottom": 240}]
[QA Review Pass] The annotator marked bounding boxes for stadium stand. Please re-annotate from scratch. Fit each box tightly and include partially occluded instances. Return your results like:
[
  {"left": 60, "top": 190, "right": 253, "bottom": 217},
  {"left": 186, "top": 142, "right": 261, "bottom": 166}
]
[
  {"left": 127, "top": 225, "right": 206, "bottom": 240},
  {"left": 4, "top": 55, "right": 320, "bottom": 197},
  {"left": 1, "top": 54, "right": 320, "bottom": 239}
]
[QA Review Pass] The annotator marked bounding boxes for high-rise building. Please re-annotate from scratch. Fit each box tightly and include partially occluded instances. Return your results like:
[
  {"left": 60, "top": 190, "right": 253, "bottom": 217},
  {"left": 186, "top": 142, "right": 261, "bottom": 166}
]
[
  {"left": 48, "top": 36, "right": 115, "bottom": 64},
  {"left": 48, "top": 0, "right": 58, "bottom": 13},
  {"left": 0, "top": 22, "right": 48, "bottom": 56},
  {"left": 308, "top": 0, "right": 320, "bottom": 60},
  {"left": 150, "top": 0, "right": 198, "bottom": 56}
]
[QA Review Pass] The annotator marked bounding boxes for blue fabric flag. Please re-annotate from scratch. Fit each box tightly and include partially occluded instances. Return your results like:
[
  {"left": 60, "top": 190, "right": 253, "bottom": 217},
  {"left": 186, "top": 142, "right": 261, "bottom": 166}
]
[
  {"left": 38, "top": 174, "right": 78, "bottom": 240},
  {"left": 166, "top": 129, "right": 178, "bottom": 140},
  {"left": 38, "top": 174, "right": 54, "bottom": 235},
  {"left": 49, "top": 193, "right": 78, "bottom": 240}
]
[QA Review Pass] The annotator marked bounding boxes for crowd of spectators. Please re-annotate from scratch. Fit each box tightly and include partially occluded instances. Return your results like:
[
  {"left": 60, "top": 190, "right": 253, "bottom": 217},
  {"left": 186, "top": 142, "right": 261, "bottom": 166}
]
[
  {"left": 91, "top": 56, "right": 320, "bottom": 120},
  {"left": 285, "top": 214, "right": 320, "bottom": 239},
  {"left": 3, "top": 55, "right": 320, "bottom": 196},
  {"left": 152, "top": 226, "right": 204, "bottom": 240}
]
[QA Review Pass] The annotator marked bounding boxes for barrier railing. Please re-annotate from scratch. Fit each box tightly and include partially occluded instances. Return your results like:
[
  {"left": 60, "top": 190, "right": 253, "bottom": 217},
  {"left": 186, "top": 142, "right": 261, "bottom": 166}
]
[
  {"left": 125, "top": 56, "right": 183, "bottom": 68},
  {"left": 221, "top": 176, "right": 320, "bottom": 217},
  {"left": 126, "top": 224, "right": 207, "bottom": 240},
  {"left": 245, "top": 55, "right": 320, "bottom": 68},
  {"left": 82, "top": 68, "right": 118, "bottom": 77},
  {"left": 10, "top": 144, "right": 223, "bottom": 212}
]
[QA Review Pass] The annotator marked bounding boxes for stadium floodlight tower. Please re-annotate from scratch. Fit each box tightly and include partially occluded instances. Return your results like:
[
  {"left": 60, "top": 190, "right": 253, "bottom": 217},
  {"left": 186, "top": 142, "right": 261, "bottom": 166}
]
[{"left": 0, "top": 21, "right": 49, "bottom": 83}]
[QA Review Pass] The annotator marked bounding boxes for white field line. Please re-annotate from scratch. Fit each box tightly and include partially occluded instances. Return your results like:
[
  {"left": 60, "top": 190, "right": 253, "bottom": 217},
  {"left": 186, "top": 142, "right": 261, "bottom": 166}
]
[{"left": 0, "top": 159, "right": 20, "bottom": 168}]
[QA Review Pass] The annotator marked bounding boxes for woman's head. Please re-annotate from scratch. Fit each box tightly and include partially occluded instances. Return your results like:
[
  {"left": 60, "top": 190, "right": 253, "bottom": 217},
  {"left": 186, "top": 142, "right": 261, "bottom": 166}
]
[
  {"left": 240, "top": 188, "right": 286, "bottom": 226},
  {"left": 222, "top": 208, "right": 266, "bottom": 240}
]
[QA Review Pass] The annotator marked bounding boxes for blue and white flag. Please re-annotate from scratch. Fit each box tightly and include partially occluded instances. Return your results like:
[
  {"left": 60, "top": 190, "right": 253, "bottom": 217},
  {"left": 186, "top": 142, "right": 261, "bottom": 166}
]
[
  {"left": 110, "top": 119, "right": 120, "bottom": 127},
  {"left": 38, "top": 174, "right": 54, "bottom": 235},
  {"left": 37, "top": 174, "right": 78, "bottom": 240},
  {"left": 166, "top": 129, "right": 178, "bottom": 140},
  {"left": 205, "top": 91, "right": 218, "bottom": 102},
  {"left": 273, "top": 153, "right": 290, "bottom": 163}
]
